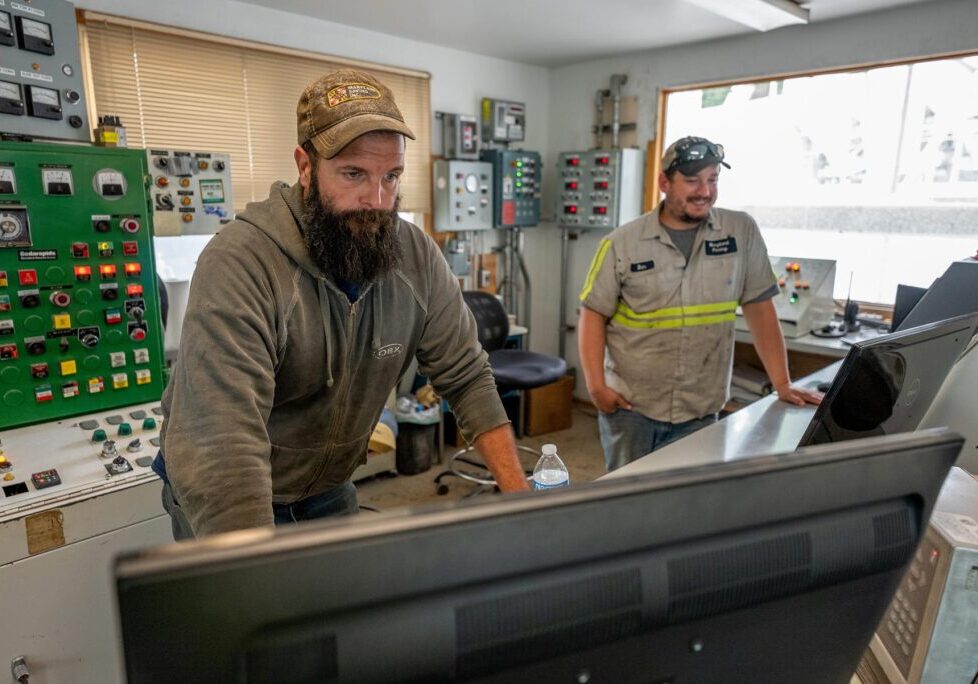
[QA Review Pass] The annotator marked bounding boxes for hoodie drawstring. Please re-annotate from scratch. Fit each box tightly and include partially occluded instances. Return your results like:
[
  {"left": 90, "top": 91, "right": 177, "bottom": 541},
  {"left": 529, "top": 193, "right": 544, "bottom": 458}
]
[{"left": 316, "top": 279, "right": 334, "bottom": 387}]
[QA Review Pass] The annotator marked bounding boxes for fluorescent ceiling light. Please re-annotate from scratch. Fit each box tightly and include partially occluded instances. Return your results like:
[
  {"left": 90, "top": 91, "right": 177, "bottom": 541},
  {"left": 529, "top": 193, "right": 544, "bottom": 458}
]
[{"left": 686, "top": 0, "right": 810, "bottom": 32}]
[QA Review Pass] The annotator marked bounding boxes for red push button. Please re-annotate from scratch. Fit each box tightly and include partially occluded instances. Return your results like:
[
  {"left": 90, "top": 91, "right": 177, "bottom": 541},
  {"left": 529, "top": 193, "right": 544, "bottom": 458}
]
[
  {"left": 74, "top": 265, "right": 92, "bottom": 282},
  {"left": 126, "top": 284, "right": 144, "bottom": 297},
  {"left": 120, "top": 218, "right": 140, "bottom": 233},
  {"left": 124, "top": 262, "right": 141, "bottom": 277},
  {"left": 122, "top": 241, "right": 139, "bottom": 256},
  {"left": 99, "top": 264, "right": 117, "bottom": 279},
  {"left": 72, "top": 242, "right": 90, "bottom": 258},
  {"left": 130, "top": 327, "right": 147, "bottom": 342},
  {"left": 18, "top": 269, "right": 38, "bottom": 286}
]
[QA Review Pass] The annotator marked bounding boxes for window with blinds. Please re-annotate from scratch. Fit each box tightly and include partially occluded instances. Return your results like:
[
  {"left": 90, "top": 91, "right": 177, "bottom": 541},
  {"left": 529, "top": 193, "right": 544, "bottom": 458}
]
[{"left": 79, "top": 14, "right": 432, "bottom": 213}]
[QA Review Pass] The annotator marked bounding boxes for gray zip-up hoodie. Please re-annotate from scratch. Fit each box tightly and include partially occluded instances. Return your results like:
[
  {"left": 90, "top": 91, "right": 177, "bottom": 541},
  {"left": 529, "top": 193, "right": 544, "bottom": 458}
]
[{"left": 160, "top": 181, "right": 507, "bottom": 536}]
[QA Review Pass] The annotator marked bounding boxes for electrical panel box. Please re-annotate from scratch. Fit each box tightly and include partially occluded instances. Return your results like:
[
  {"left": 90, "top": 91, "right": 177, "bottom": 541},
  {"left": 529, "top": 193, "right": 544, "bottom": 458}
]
[
  {"left": 480, "top": 148, "right": 541, "bottom": 228},
  {"left": 146, "top": 149, "right": 233, "bottom": 235},
  {"left": 557, "top": 148, "right": 644, "bottom": 229},
  {"left": 481, "top": 98, "right": 525, "bottom": 144},
  {"left": 0, "top": 0, "right": 90, "bottom": 142},
  {"left": 0, "top": 141, "right": 165, "bottom": 430},
  {"left": 442, "top": 113, "right": 479, "bottom": 160},
  {"left": 860, "top": 467, "right": 978, "bottom": 684},
  {"left": 432, "top": 160, "right": 493, "bottom": 232},
  {"left": 735, "top": 256, "right": 836, "bottom": 338}
]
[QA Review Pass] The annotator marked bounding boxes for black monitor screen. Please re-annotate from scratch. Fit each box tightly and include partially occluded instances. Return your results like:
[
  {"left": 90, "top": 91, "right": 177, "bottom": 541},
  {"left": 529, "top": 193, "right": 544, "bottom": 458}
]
[
  {"left": 798, "top": 313, "right": 978, "bottom": 447},
  {"left": 890, "top": 283, "right": 927, "bottom": 332},
  {"left": 115, "top": 430, "right": 962, "bottom": 684}
]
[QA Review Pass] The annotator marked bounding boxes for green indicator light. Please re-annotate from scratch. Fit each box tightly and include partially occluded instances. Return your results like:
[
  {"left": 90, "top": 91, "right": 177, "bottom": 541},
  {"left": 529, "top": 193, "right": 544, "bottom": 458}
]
[
  {"left": 516, "top": 182, "right": 522, "bottom": 187},
  {"left": 516, "top": 161, "right": 523, "bottom": 167},
  {"left": 516, "top": 172, "right": 522, "bottom": 177}
]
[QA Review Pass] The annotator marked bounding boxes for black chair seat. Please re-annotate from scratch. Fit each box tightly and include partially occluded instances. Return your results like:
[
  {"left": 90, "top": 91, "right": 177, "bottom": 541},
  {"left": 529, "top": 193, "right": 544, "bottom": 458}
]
[{"left": 488, "top": 349, "right": 567, "bottom": 390}]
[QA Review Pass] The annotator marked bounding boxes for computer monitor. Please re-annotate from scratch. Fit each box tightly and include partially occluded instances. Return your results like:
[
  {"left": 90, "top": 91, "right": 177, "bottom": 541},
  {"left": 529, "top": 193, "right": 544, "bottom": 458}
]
[
  {"left": 798, "top": 313, "right": 978, "bottom": 447},
  {"left": 896, "top": 258, "right": 978, "bottom": 331},
  {"left": 890, "top": 283, "right": 927, "bottom": 332},
  {"left": 115, "top": 430, "right": 962, "bottom": 684}
]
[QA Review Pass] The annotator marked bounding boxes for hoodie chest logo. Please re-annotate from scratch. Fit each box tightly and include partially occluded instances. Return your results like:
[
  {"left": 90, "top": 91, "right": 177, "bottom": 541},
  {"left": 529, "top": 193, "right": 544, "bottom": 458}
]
[{"left": 373, "top": 343, "right": 403, "bottom": 360}]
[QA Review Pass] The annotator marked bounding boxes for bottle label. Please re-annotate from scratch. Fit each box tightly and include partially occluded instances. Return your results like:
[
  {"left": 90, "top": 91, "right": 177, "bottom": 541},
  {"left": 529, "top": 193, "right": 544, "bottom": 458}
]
[{"left": 532, "top": 479, "right": 569, "bottom": 490}]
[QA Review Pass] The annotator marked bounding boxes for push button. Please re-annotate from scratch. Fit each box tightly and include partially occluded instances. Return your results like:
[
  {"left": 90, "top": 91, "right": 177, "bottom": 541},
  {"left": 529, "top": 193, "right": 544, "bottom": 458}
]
[
  {"left": 18, "top": 269, "right": 37, "bottom": 286},
  {"left": 142, "top": 417, "right": 157, "bottom": 430},
  {"left": 117, "top": 422, "right": 132, "bottom": 436},
  {"left": 92, "top": 428, "right": 107, "bottom": 442}
]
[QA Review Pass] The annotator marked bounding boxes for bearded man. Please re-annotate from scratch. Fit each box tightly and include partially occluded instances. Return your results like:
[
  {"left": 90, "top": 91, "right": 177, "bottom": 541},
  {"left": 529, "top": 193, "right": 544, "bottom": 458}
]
[{"left": 155, "top": 70, "right": 528, "bottom": 539}]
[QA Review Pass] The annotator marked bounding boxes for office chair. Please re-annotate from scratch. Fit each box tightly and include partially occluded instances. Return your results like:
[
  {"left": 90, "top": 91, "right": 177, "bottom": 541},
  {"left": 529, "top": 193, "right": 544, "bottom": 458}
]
[{"left": 434, "top": 291, "right": 567, "bottom": 495}]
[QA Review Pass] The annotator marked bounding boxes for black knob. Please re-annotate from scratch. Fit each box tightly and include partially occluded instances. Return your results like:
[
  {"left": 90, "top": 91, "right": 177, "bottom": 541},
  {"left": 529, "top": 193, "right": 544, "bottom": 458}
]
[
  {"left": 101, "top": 287, "right": 118, "bottom": 301},
  {"left": 65, "top": 90, "right": 80, "bottom": 104},
  {"left": 27, "top": 341, "right": 46, "bottom": 355},
  {"left": 80, "top": 333, "right": 99, "bottom": 348},
  {"left": 94, "top": 220, "right": 111, "bottom": 233},
  {"left": 68, "top": 115, "right": 83, "bottom": 128},
  {"left": 19, "top": 294, "right": 40, "bottom": 308},
  {"left": 155, "top": 157, "right": 169, "bottom": 169},
  {"left": 214, "top": 161, "right": 226, "bottom": 171}
]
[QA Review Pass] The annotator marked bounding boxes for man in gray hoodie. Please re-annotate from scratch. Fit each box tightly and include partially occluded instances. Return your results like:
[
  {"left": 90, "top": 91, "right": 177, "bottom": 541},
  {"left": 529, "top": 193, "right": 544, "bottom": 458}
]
[{"left": 154, "top": 69, "right": 529, "bottom": 538}]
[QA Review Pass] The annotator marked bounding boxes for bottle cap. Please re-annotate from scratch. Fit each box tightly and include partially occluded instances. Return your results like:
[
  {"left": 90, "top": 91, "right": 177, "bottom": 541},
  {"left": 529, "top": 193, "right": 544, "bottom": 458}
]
[{"left": 541, "top": 443, "right": 557, "bottom": 455}]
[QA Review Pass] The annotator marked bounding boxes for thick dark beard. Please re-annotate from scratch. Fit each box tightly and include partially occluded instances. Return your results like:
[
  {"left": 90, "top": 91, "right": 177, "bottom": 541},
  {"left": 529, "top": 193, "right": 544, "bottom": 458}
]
[{"left": 301, "top": 172, "right": 402, "bottom": 284}]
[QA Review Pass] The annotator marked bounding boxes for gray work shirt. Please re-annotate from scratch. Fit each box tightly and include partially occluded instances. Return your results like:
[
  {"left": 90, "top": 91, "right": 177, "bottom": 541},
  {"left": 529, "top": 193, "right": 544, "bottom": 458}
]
[{"left": 579, "top": 204, "right": 777, "bottom": 423}]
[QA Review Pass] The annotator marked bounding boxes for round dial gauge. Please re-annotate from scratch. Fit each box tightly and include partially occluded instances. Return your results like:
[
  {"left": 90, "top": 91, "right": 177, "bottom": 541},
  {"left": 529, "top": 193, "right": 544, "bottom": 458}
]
[
  {"left": 464, "top": 173, "right": 479, "bottom": 193},
  {"left": 0, "top": 212, "right": 25, "bottom": 241}
]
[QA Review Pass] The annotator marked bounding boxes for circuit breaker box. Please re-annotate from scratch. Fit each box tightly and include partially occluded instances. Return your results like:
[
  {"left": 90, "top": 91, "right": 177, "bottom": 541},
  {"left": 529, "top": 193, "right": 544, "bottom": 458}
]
[
  {"left": 480, "top": 148, "right": 541, "bottom": 228},
  {"left": 0, "top": 141, "right": 164, "bottom": 429}
]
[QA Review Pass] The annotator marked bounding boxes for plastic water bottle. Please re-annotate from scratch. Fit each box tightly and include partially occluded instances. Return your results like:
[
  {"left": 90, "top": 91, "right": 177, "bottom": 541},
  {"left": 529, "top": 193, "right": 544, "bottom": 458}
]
[{"left": 532, "top": 443, "right": 569, "bottom": 490}]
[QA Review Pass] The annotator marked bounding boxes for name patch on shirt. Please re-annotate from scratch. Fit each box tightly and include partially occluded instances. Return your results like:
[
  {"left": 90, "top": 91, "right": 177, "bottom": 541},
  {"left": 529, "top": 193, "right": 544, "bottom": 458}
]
[
  {"left": 704, "top": 237, "right": 738, "bottom": 256},
  {"left": 630, "top": 259, "right": 655, "bottom": 272}
]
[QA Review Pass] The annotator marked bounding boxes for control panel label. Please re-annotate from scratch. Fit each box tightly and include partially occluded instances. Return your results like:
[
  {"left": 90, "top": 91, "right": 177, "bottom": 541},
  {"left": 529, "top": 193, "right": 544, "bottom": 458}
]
[{"left": 17, "top": 249, "right": 56, "bottom": 261}]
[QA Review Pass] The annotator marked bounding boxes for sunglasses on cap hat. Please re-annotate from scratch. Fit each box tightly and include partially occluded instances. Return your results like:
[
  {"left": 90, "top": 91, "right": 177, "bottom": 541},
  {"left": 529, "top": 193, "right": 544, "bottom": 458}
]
[{"left": 664, "top": 137, "right": 730, "bottom": 173}]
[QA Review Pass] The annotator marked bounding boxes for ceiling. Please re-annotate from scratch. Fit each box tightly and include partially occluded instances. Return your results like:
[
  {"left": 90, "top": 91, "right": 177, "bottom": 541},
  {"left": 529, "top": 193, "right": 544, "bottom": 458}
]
[{"left": 236, "top": 0, "right": 933, "bottom": 67}]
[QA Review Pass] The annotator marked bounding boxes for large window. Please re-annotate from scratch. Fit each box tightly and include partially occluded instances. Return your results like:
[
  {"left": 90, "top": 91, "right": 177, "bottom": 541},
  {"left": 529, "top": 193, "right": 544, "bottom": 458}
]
[
  {"left": 80, "top": 13, "right": 432, "bottom": 213},
  {"left": 662, "top": 55, "right": 978, "bottom": 304}
]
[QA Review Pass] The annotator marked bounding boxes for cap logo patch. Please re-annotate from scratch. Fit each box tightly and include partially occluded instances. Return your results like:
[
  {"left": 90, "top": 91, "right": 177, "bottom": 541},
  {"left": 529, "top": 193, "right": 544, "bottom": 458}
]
[{"left": 327, "top": 83, "right": 381, "bottom": 107}]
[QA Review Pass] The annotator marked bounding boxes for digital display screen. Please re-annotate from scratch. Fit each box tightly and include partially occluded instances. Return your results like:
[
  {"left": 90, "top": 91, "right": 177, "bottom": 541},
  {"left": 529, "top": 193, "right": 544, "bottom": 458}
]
[{"left": 199, "top": 179, "right": 225, "bottom": 203}]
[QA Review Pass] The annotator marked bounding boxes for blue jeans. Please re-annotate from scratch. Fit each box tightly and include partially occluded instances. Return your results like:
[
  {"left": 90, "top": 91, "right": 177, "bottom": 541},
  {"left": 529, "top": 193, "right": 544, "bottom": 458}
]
[
  {"left": 161, "top": 481, "right": 359, "bottom": 541},
  {"left": 598, "top": 409, "right": 718, "bottom": 472}
]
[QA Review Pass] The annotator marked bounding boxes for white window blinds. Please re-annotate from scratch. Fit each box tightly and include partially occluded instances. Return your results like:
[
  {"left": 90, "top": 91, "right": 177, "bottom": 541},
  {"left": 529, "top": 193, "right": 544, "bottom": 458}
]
[{"left": 80, "top": 14, "right": 432, "bottom": 212}]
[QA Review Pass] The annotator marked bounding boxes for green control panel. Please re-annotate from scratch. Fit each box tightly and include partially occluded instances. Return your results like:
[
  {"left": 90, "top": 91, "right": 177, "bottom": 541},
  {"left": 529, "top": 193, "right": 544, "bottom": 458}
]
[{"left": 0, "top": 141, "right": 164, "bottom": 429}]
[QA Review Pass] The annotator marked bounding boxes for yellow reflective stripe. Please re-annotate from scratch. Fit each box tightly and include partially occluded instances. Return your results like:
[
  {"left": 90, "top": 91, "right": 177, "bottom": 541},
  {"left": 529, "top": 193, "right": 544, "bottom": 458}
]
[
  {"left": 579, "top": 238, "right": 613, "bottom": 302},
  {"left": 611, "top": 311, "right": 736, "bottom": 329},
  {"left": 615, "top": 299, "right": 738, "bottom": 321}
]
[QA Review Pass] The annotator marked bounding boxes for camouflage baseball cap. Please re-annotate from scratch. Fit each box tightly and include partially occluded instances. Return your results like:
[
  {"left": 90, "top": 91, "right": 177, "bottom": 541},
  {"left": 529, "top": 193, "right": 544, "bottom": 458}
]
[
  {"left": 662, "top": 136, "right": 730, "bottom": 175},
  {"left": 297, "top": 69, "right": 416, "bottom": 159}
]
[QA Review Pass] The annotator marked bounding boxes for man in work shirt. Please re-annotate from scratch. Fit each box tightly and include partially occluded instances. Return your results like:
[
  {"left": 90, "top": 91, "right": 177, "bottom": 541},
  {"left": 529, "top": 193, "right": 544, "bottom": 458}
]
[
  {"left": 155, "top": 69, "right": 529, "bottom": 538},
  {"left": 578, "top": 136, "right": 822, "bottom": 471}
]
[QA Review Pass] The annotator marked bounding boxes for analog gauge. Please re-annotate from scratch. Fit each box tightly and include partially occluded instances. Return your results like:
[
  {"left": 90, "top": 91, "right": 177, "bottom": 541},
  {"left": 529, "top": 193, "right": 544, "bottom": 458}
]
[
  {"left": 30, "top": 86, "right": 58, "bottom": 106},
  {"left": 0, "top": 211, "right": 25, "bottom": 242},
  {"left": 464, "top": 173, "right": 479, "bottom": 193},
  {"left": 0, "top": 81, "right": 20, "bottom": 101},
  {"left": 21, "top": 18, "right": 51, "bottom": 41}
]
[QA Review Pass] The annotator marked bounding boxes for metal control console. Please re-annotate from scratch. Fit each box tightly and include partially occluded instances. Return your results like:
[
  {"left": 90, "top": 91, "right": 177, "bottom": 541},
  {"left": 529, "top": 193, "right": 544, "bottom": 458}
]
[
  {"left": 860, "top": 467, "right": 978, "bottom": 684},
  {"left": 557, "top": 148, "right": 643, "bottom": 229},
  {"left": 0, "top": 0, "right": 90, "bottom": 141},
  {"left": 0, "top": 400, "right": 171, "bottom": 683},
  {"left": 480, "top": 148, "right": 541, "bottom": 228},
  {"left": 147, "top": 148, "right": 234, "bottom": 235},
  {"left": 0, "top": 141, "right": 165, "bottom": 429},
  {"left": 432, "top": 159, "right": 493, "bottom": 232},
  {"left": 735, "top": 256, "right": 836, "bottom": 338}
]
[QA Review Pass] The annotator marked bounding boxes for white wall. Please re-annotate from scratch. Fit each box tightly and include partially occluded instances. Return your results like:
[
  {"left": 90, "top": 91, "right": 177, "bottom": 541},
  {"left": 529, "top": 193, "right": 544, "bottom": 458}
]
[{"left": 539, "top": 0, "right": 978, "bottom": 398}]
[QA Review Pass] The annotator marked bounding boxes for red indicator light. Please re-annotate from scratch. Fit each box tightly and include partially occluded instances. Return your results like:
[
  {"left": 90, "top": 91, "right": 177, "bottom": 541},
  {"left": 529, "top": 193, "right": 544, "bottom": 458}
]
[
  {"left": 124, "top": 262, "right": 142, "bottom": 277},
  {"left": 596, "top": 156, "right": 610, "bottom": 165},
  {"left": 99, "top": 264, "right": 117, "bottom": 279},
  {"left": 126, "top": 284, "right": 144, "bottom": 297},
  {"left": 74, "top": 265, "right": 92, "bottom": 281},
  {"left": 565, "top": 181, "right": 578, "bottom": 190},
  {"left": 595, "top": 181, "right": 609, "bottom": 190},
  {"left": 566, "top": 158, "right": 579, "bottom": 166},
  {"left": 564, "top": 205, "right": 578, "bottom": 215},
  {"left": 594, "top": 206, "right": 608, "bottom": 215}
]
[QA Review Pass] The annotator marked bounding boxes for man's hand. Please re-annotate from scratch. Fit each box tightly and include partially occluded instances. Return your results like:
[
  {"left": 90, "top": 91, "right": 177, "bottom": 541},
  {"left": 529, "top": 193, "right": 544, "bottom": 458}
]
[
  {"left": 774, "top": 383, "right": 823, "bottom": 406},
  {"left": 589, "top": 385, "right": 633, "bottom": 414}
]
